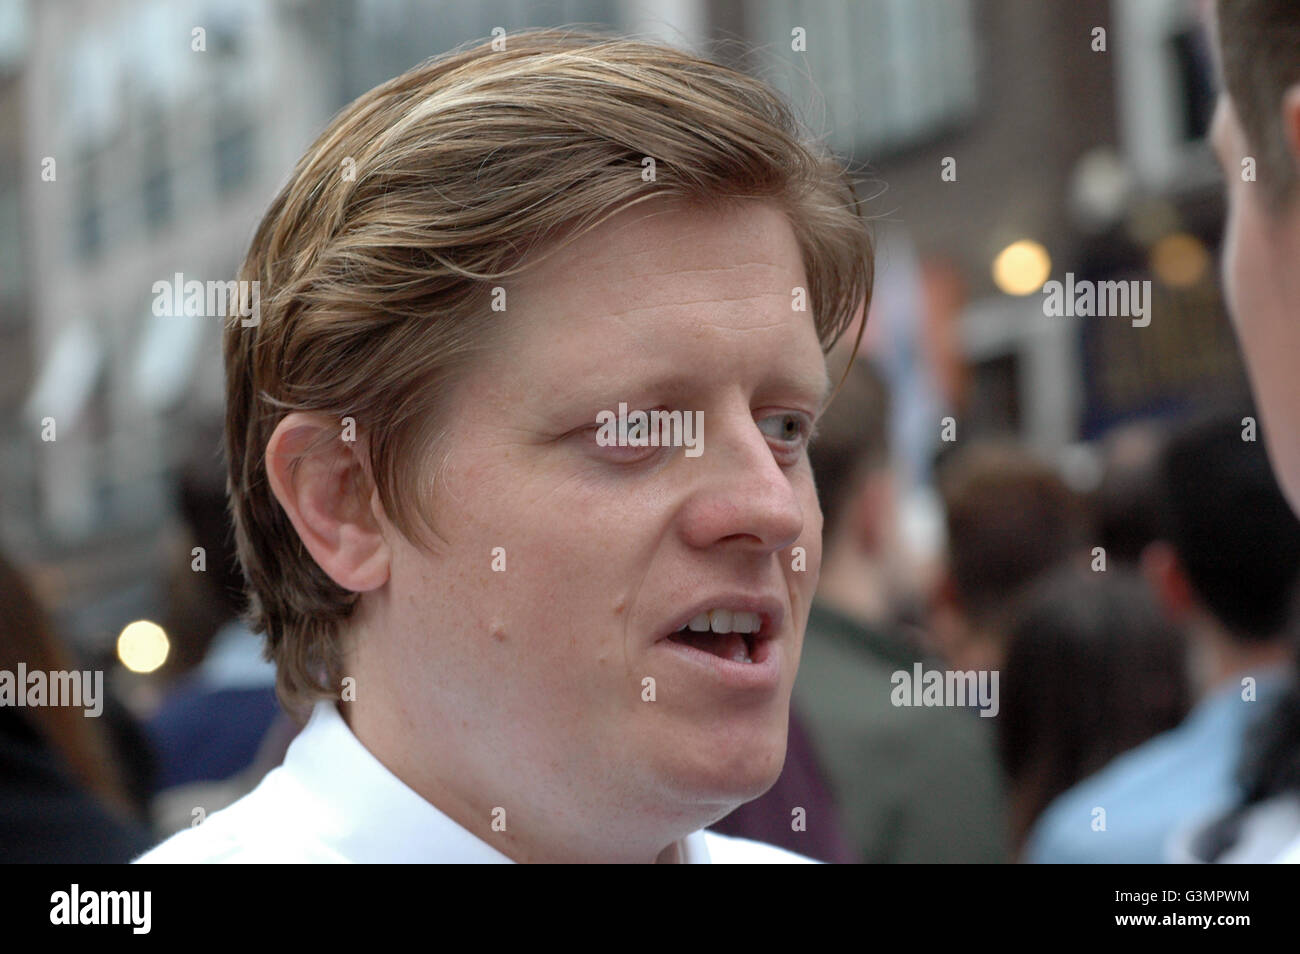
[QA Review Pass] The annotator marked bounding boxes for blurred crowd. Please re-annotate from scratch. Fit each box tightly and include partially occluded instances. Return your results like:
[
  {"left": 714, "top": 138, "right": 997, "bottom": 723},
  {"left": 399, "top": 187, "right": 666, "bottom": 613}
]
[
  {"left": 4, "top": 353, "right": 1298, "bottom": 864},
  {"left": 714, "top": 357, "right": 1300, "bottom": 862}
]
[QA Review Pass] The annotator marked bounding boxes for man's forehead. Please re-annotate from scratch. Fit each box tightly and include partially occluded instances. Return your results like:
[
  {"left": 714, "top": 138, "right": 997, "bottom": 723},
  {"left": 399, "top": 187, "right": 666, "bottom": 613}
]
[
  {"left": 572, "top": 260, "right": 800, "bottom": 315},
  {"left": 513, "top": 206, "right": 806, "bottom": 317}
]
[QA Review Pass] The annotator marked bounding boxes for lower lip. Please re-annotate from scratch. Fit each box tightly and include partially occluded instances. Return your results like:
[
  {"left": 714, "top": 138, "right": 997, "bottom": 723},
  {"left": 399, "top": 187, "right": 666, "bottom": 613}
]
[{"left": 654, "top": 631, "right": 782, "bottom": 691}]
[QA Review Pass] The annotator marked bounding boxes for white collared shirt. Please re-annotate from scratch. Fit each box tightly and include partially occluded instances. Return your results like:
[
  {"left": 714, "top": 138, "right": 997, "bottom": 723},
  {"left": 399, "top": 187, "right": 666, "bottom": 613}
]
[{"left": 134, "top": 700, "right": 815, "bottom": 864}]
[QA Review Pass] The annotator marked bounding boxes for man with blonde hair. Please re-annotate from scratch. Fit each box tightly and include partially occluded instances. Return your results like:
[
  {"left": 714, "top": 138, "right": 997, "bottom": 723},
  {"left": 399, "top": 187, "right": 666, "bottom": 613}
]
[{"left": 136, "top": 28, "right": 872, "bottom": 864}]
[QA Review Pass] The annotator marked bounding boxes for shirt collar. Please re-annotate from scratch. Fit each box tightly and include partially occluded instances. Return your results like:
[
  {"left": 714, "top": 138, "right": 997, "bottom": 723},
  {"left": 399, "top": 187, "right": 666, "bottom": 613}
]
[
  {"left": 1189, "top": 663, "right": 1291, "bottom": 725},
  {"left": 282, "top": 700, "right": 711, "bottom": 863}
]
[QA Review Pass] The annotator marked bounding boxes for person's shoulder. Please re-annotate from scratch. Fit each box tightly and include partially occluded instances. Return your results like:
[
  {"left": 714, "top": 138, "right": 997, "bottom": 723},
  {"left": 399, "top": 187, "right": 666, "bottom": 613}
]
[
  {"left": 133, "top": 768, "right": 341, "bottom": 864},
  {"left": 1045, "top": 725, "right": 1190, "bottom": 815},
  {"left": 702, "top": 831, "right": 820, "bottom": 864},
  {"left": 1021, "top": 762, "right": 1134, "bottom": 863},
  {"left": 134, "top": 813, "right": 342, "bottom": 864},
  {"left": 1023, "top": 736, "right": 1196, "bottom": 863},
  {"left": 134, "top": 822, "right": 276, "bottom": 863}
]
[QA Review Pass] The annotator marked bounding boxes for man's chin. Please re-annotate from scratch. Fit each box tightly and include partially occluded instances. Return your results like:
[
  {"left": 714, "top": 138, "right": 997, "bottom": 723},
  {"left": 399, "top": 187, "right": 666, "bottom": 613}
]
[{"left": 650, "top": 728, "right": 788, "bottom": 813}]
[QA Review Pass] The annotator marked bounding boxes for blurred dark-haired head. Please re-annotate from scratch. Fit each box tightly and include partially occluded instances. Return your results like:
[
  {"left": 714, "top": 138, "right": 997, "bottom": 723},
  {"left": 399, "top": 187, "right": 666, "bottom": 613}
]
[
  {"left": 999, "top": 565, "right": 1190, "bottom": 858},
  {"left": 1093, "top": 421, "right": 1167, "bottom": 565},
  {"left": 807, "top": 357, "right": 921, "bottom": 628},
  {"left": 930, "top": 442, "right": 1090, "bottom": 670},
  {"left": 158, "top": 419, "right": 249, "bottom": 681},
  {"left": 809, "top": 357, "right": 891, "bottom": 535},
  {"left": 939, "top": 443, "right": 1088, "bottom": 624},
  {"left": 1155, "top": 409, "right": 1300, "bottom": 644}
]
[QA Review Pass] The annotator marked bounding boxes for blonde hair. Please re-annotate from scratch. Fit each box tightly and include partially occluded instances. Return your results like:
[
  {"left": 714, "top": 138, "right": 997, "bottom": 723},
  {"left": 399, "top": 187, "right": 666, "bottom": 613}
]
[{"left": 224, "top": 27, "right": 874, "bottom": 716}]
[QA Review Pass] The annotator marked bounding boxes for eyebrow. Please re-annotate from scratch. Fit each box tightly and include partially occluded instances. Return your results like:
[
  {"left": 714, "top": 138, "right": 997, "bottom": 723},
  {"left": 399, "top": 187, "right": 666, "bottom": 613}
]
[
  {"left": 760, "top": 367, "right": 833, "bottom": 413},
  {"left": 571, "top": 367, "right": 833, "bottom": 409}
]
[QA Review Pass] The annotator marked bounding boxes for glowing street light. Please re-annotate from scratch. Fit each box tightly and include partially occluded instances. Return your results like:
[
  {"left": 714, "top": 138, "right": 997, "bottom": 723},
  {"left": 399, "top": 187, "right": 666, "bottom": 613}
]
[
  {"left": 993, "top": 240, "right": 1052, "bottom": 296},
  {"left": 117, "top": 620, "right": 170, "bottom": 673}
]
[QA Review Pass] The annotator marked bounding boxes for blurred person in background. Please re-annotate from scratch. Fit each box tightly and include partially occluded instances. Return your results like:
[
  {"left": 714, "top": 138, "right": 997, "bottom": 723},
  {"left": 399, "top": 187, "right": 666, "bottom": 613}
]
[
  {"left": 762, "top": 358, "right": 1005, "bottom": 862},
  {"left": 1091, "top": 420, "right": 1168, "bottom": 567},
  {"left": 1180, "top": 604, "right": 1300, "bottom": 862},
  {"left": 1209, "top": 0, "right": 1300, "bottom": 868},
  {"left": 1025, "top": 409, "right": 1300, "bottom": 863},
  {"left": 0, "top": 553, "right": 153, "bottom": 862},
  {"left": 707, "top": 705, "right": 857, "bottom": 862},
  {"left": 930, "top": 443, "right": 1090, "bottom": 675},
  {"left": 998, "top": 565, "right": 1190, "bottom": 860}
]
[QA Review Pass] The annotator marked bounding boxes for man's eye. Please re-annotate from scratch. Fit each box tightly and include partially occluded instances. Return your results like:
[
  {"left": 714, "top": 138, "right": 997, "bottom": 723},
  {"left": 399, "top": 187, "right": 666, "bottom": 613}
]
[{"left": 757, "top": 412, "right": 813, "bottom": 447}]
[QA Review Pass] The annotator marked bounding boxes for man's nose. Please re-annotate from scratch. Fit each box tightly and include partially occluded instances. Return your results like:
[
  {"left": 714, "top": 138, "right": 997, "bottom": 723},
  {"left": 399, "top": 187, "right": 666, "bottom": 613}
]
[{"left": 676, "top": 413, "right": 807, "bottom": 554}]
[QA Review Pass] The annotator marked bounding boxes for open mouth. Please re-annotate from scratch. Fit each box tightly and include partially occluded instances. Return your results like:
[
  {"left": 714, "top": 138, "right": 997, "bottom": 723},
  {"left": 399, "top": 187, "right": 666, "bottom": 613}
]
[{"left": 666, "top": 609, "right": 763, "bottom": 664}]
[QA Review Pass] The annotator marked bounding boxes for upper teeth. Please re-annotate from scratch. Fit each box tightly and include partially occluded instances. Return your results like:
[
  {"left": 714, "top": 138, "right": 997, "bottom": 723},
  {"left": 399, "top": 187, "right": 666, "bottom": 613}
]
[{"left": 680, "top": 609, "right": 761, "bottom": 634}]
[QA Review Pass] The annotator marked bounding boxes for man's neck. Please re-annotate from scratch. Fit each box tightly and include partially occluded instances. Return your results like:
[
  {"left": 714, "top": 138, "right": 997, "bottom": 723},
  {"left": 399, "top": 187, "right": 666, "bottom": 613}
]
[
  {"left": 343, "top": 691, "right": 702, "bottom": 863},
  {"left": 1190, "top": 622, "right": 1292, "bottom": 696}
]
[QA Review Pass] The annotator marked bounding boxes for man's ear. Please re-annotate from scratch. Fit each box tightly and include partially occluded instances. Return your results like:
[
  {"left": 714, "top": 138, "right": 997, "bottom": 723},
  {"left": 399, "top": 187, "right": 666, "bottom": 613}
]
[
  {"left": 264, "top": 412, "right": 390, "bottom": 593},
  {"left": 1139, "top": 540, "right": 1195, "bottom": 623},
  {"left": 1283, "top": 85, "right": 1300, "bottom": 173}
]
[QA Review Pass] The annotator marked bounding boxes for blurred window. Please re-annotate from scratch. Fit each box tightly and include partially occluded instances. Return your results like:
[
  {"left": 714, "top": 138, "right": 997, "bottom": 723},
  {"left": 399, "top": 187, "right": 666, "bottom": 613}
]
[
  {"left": 74, "top": 156, "right": 103, "bottom": 262},
  {"left": 752, "top": 0, "right": 978, "bottom": 157},
  {"left": 213, "top": 123, "right": 254, "bottom": 195},
  {"left": 141, "top": 120, "right": 172, "bottom": 232},
  {"left": 0, "top": 186, "right": 21, "bottom": 304},
  {"left": 1112, "top": 0, "right": 1218, "bottom": 193},
  {"left": 346, "top": 0, "right": 626, "bottom": 101}
]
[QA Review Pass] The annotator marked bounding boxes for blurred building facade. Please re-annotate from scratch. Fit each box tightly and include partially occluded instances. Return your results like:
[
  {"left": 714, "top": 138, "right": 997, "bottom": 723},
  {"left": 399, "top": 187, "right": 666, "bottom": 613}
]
[
  {"left": 7, "top": 0, "right": 345, "bottom": 660},
  {"left": 1, "top": 0, "right": 1244, "bottom": 669}
]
